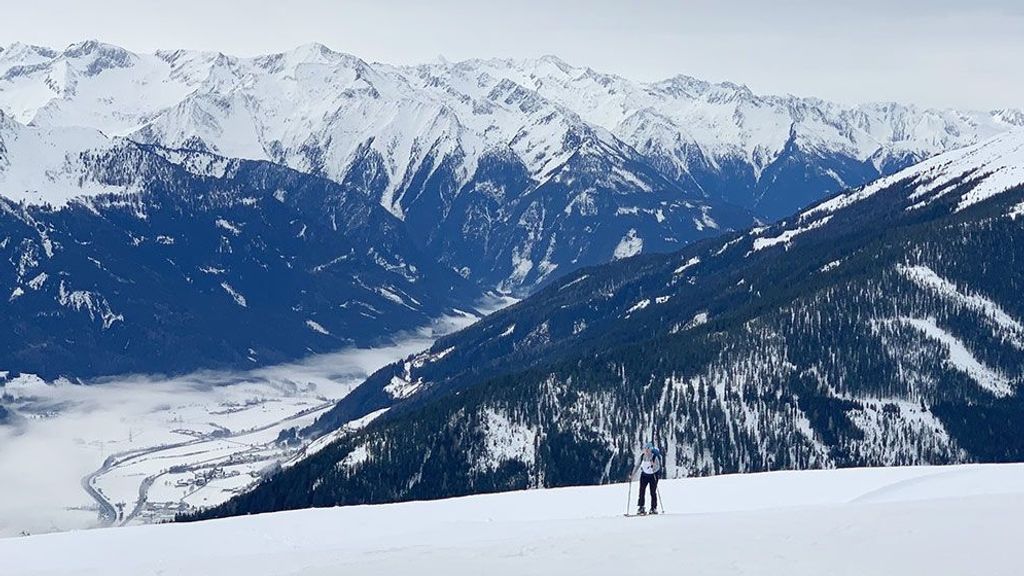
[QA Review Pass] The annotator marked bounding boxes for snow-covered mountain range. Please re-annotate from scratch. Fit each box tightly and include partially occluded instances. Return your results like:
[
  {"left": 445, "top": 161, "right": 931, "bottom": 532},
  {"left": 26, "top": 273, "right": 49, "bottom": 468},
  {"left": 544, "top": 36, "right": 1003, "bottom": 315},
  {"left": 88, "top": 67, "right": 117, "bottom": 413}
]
[{"left": 1, "top": 40, "right": 1020, "bottom": 294}]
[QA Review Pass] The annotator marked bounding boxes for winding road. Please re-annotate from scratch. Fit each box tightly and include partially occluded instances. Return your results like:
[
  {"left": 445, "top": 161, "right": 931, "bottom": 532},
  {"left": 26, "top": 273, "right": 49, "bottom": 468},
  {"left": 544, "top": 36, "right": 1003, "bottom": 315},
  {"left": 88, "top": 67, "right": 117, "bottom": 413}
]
[{"left": 79, "top": 398, "right": 340, "bottom": 527}]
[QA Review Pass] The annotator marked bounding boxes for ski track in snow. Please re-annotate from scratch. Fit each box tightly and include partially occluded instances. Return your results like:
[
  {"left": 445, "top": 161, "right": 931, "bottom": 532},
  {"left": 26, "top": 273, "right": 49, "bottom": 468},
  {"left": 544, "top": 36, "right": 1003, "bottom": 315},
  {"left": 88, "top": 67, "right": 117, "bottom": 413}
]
[{"left": 1, "top": 464, "right": 1022, "bottom": 576}]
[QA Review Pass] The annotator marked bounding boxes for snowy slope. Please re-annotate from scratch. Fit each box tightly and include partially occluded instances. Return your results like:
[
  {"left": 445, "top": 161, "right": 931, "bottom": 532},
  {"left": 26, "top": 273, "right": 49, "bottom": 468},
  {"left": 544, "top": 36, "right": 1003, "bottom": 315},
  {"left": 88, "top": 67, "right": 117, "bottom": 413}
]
[
  {"left": 805, "top": 128, "right": 1024, "bottom": 217},
  {"left": 2, "top": 464, "right": 1022, "bottom": 575},
  {"left": 0, "top": 41, "right": 210, "bottom": 135},
  {"left": 0, "top": 111, "right": 129, "bottom": 205}
]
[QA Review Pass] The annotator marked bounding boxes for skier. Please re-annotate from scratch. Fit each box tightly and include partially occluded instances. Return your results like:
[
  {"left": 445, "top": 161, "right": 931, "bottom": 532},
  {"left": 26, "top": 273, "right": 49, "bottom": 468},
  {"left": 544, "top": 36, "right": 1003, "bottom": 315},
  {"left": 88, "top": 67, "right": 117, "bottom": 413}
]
[{"left": 628, "top": 440, "right": 662, "bottom": 515}]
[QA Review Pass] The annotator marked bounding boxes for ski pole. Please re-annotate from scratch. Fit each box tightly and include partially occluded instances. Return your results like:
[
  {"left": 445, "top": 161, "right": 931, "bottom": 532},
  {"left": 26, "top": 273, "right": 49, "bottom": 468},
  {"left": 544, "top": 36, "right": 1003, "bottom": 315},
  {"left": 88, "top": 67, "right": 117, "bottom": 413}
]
[
  {"left": 625, "top": 475, "right": 633, "bottom": 516},
  {"left": 656, "top": 481, "right": 665, "bottom": 514}
]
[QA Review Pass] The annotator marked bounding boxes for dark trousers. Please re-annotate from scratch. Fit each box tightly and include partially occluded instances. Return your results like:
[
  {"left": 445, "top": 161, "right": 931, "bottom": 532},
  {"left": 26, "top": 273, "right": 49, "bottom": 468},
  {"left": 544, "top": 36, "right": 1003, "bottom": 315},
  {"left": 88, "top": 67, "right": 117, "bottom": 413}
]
[{"left": 638, "top": 472, "right": 658, "bottom": 510}]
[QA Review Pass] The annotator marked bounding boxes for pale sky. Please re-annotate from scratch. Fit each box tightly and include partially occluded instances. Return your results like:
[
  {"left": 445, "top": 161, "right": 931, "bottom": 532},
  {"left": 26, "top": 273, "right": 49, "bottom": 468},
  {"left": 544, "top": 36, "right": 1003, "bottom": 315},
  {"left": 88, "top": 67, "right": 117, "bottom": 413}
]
[{"left": 1, "top": 0, "right": 1021, "bottom": 110}]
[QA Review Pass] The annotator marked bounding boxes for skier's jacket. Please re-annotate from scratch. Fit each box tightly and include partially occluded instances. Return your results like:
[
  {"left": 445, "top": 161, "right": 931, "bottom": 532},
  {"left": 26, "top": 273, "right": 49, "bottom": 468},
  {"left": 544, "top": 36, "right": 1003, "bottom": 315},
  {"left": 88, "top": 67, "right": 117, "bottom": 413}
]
[{"left": 637, "top": 449, "right": 662, "bottom": 476}]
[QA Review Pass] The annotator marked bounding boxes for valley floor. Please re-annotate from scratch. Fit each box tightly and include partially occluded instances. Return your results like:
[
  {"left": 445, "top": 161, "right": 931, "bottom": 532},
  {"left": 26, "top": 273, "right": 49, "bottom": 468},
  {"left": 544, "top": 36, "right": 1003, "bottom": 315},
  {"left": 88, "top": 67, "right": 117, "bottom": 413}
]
[
  {"left": 0, "top": 314, "right": 483, "bottom": 537},
  {"left": 2, "top": 463, "right": 1021, "bottom": 575}
]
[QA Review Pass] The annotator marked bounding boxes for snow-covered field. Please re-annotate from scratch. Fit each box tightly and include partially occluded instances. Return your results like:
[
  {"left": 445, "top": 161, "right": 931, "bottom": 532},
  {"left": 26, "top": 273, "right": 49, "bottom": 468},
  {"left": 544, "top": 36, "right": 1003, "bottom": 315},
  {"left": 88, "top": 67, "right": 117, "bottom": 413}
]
[
  {"left": 0, "top": 314, "right": 489, "bottom": 538},
  {"left": 2, "top": 463, "right": 1021, "bottom": 575}
]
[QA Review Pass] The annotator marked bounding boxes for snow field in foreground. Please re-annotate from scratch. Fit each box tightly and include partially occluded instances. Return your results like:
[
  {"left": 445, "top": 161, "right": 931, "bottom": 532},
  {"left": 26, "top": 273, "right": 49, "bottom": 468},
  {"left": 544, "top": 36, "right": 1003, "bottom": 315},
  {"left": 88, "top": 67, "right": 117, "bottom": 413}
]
[{"left": 2, "top": 463, "right": 1022, "bottom": 576}]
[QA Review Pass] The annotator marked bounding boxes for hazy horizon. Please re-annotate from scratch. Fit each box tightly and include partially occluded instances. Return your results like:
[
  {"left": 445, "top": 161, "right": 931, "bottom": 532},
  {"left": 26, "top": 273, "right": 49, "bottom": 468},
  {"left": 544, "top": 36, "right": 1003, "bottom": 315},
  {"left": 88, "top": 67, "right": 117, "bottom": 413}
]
[{"left": 0, "top": 0, "right": 1021, "bottom": 111}]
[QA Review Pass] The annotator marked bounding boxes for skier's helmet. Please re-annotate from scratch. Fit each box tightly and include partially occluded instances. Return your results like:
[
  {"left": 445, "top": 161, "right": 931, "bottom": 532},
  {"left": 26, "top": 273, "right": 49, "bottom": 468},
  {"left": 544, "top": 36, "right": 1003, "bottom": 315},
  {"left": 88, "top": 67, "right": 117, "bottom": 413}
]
[{"left": 644, "top": 440, "right": 655, "bottom": 450}]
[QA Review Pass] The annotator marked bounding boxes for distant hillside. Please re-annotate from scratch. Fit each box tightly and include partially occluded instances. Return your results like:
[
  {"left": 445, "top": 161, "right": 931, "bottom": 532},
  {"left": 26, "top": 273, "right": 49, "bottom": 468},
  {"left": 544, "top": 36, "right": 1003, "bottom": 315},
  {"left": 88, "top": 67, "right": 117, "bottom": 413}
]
[{"left": 187, "top": 130, "right": 1024, "bottom": 518}]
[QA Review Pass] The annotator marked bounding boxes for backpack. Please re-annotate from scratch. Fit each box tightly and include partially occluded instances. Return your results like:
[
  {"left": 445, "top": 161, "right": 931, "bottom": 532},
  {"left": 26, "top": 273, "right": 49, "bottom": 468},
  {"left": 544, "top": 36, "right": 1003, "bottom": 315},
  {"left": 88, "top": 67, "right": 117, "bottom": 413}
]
[{"left": 641, "top": 447, "right": 663, "bottom": 476}]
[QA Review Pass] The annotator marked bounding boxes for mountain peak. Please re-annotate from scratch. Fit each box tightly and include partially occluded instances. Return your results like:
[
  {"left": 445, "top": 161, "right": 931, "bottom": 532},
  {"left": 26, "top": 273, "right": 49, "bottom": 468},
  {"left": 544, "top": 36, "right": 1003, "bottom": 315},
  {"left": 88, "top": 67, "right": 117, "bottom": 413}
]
[
  {"left": 285, "top": 42, "right": 360, "bottom": 65},
  {"left": 0, "top": 42, "right": 59, "bottom": 78},
  {"left": 651, "top": 74, "right": 712, "bottom": 96},
  {"left": 993, "top": 108, "right": 1024, "bottom": 127},
  {"left": 537, "top": 53, "right": 572, "bottom": 68},
  {"left": 292, "top": 42, "right": 334, "bottom": 57},
  {"left": 718, "top": 80, "right": 754, "bottom": 95},
  {"left": 62, "top": 39, "right": 128, "bottom": 58},
  {"left": 60, "top": 40, "right": 136, "bottom": 76},
  {"left": 253, "top": 42, "right": 368, "bottom": 74},
  {"left": 0, "top": 42, "right": 57, "bottom": 61}
]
